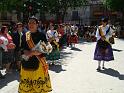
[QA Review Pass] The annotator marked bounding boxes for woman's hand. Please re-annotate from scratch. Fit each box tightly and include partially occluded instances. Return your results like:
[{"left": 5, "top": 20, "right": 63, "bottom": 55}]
[
  {"left": 101, "top": 36, "right": 106, "bottom": 41},
  {"left": 48, "top": 37, "right": 54, "bottom": 42},
  {"left": 7, "top": 43, "right": 16, "bottom": 49},
  {"left": 23, "top": 50, "right": 41, "bottom": 59},
  {"left": 31, "top": 50, "right": 41, "bottom": 56},
  {"left": 23, "top": 50, "right": 33, "bottom": 58},
  {"left": 0, "top": 39, "right": 3, "bottom": 45}
]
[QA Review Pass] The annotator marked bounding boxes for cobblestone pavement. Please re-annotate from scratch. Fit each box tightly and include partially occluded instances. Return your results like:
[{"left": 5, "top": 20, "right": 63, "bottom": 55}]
[{"left": 0, "top": 38, "right": 124, "bottom": 93}]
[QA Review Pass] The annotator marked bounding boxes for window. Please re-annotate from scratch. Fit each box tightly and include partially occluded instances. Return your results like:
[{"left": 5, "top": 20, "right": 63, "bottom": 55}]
[{"left": 72, "top": 11, "right": 79, "bottom": 20}]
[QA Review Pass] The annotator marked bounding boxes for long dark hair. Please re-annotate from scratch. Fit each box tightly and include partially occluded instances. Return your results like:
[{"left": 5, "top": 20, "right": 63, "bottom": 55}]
[
  {"left": 0, "top": 26, "right": 7, "bottom": 34},
  {"left": 101, "top": 17, "right": 109, "bottom": 24}
]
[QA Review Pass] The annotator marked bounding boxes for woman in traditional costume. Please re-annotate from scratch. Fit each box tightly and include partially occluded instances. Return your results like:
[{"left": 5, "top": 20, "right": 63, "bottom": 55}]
[
  {"left": 94, "top": 18, "right": 114, "bottom": 71},
  {"left": 18, "top": 17, "right": 52, "bottom": 93},
  {"left": 70, "top": 25, "right": 78, "bottom": 47},
  {"left": 67, "top": 24, "right": 78, "bottom": 48},
  {"left": 46, "top": 25, "right": 60, "bottom": 64},
  {"left": 57, "top": 24, "right": 66, "bottom": 49}
]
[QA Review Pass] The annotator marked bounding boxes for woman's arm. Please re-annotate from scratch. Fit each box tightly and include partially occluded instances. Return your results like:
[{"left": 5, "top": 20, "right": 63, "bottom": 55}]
[{"left": 0, "top": 39, "right": 3, "bottom": 45}]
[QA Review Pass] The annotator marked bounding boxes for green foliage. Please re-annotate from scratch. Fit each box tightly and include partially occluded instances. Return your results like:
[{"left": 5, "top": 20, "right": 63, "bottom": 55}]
[
  {"left": 0, "top": 0, "right": 24, "bottom": 12},
  {"left": 46, "top": 0, "right": 87, "bottom": 14},
  {"left": 104, "top": 0, "right": 124, "bottom": 11},
  {"left": 46, "top": 0, "right": 87, "bottom": 22},
  {"left": 0, "top": 0, "right": 87, "bottom": 21},
  {"left": 0, "top": 0, "right": 87, "bottom": 13}
]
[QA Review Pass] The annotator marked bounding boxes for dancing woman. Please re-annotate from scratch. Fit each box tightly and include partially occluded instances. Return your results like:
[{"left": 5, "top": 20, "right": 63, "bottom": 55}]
[{"left": 94, "top": 18, "right": 114, "bottom": 71}]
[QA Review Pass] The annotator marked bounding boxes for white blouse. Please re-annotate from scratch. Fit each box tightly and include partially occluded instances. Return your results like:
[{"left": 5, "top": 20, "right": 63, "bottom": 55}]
[
  {"left": 96, "top": 24, "right": 113, "bottom": 41},
  {"left": 46, "top": 30, "right": 59, "bottom": 42}
]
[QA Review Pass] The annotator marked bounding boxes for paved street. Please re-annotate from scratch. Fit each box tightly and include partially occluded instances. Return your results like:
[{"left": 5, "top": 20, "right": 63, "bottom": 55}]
[{"left": 0, "top": 38, "right": 124, "bottom": 93}]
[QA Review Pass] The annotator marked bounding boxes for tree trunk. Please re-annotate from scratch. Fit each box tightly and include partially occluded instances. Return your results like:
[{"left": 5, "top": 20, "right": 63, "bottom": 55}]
[
  {"left": 23, "top": 12, "right": 29, "bottom": 23},
  {"left": 40, "top": 11, "right": 46, "bottom": 21},
  {"left": 55, "top": 12, "right": 62, "bottom": 23},
  {"left": 55, "top": 7, "right": 67, "bottom": 23},
  {"left": 17, "top": 12, "right": 21, "bottom": 21}
]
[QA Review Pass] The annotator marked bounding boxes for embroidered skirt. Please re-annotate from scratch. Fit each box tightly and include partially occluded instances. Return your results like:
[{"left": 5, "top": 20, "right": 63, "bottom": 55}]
[
  {"left": 94, "top": 42, "right": 114, "bottom": 61},
  {"left": 18, "top": 59, "right": 52, "bottom": 93},
  {"left": 45, "top": 42, "right": 60, "bottom": 61}
]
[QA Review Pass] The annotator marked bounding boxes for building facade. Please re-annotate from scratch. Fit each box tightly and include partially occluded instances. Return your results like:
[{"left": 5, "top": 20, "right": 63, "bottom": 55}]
[
  {"left": 0, "top": 11, "right": 18, "bottom": 27},
  {"left": 0, "top": 0, "right": 118, "bottom": 27},
  {"left": 64, "top": 0, "right": 118, "bottom": 25}
]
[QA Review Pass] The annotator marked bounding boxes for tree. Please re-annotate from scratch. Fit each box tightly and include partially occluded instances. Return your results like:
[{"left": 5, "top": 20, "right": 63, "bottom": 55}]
[
  {"left": 104, "top": 0, "right": 124, "bottom": 24},
  {"left": 104, "top": 0, "right": 124, "bottom": 11},
  {"left": 47, "top": 0, "right": 87, "bottom": 23},
  {"left": 0, "top": 0, "right": 24, "bottom": 21},
  {"left": 0, "top": 0, "right": 88, "bottom": 23},
  {"left": 0, "top": 0, "right": 40, "bottom": 21}
]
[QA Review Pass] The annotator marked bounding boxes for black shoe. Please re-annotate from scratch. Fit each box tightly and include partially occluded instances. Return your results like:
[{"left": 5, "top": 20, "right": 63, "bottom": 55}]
[
  {"left": 96, "top": 67, "right": 101, "bottom": 71},
  {"left": 102, "top": 67, "right": 105, "bottom": 69},
  {"left": 0, "top": 66, "right": 3, "bottom": 70},
  {"left": 0, "top": 73, "right": 5, "bottom": 79},
  {"left": 16, "top": 69, "right": 21, "bottom": 72}
]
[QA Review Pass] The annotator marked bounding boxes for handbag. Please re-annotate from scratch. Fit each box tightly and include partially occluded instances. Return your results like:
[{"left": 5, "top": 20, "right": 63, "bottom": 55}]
[
  {"left": 109, "top": 36, "right": 115, "bottom": 44},
  {"left": 21, "top": 58, "right": 39, "bottom": 70}
]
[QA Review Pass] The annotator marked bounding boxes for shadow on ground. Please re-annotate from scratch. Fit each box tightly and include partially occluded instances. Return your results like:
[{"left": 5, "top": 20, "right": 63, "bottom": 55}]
[
  {"left": 78, "top": 38, "right": 96, "bottom": 45},
  {"left": 98, "top": 68, "right": 124, "bottom": 80},
  {"left": 48, "top": 49, "right": 72, "bottom": 73},
  {"left": 49, "top": 64, "right": 66, "bottom": 73},
  {"left": 71, "top": 47, "right": 82, "bottom": 51},
  {"left": 112, "top": 48, "right": 123, "bottom": 52},
  {"left": 60, "top": 51, "right": 72, "bottom": 59},
  {"left": 0, "top": 71, "right": 19, "bottom": 89}
]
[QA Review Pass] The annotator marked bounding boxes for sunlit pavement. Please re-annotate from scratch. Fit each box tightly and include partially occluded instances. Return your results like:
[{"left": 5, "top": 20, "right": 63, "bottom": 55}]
[{"left": 0, "top": 38, "right": 124, "bottom": 93}]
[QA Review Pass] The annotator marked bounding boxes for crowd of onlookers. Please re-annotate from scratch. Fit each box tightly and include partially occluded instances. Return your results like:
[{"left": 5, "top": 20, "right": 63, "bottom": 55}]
[
  {"left": 0, "top": 19, "right": 121, "bottom": 79},
  {"left": 78, "top": 25, "right": 97, "bottom": 42},
  {"left": 0, "top": 21, "right": 81, "bottom": 79}
]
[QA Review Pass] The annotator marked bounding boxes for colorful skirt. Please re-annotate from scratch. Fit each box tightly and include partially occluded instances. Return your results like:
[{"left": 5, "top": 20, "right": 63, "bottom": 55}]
[
  {"left": 94, "top": 42, "right": 114, "bottom": 61},
  {"left": 45, "top": 49, "right": 60, "bottom": 61},
  {"left": 18, "top": 58, "right": 52, "bottom": 93},
  {"left": 67, "top": 35, "right": 78, "bottom": 44}
]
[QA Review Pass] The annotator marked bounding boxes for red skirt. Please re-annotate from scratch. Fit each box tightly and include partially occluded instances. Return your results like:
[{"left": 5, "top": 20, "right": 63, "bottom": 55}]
[{"left": 67, "top": 35, "right": 78, "bottom": 44}]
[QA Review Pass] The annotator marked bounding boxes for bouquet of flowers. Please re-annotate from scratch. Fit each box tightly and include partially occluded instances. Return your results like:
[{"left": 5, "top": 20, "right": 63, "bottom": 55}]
[
  {"left": 22, "top": 40, "right": 52, "bottom": 61},
  {"left": 0, "top": 36, "right": 8, "bottom": 52},
  {"left": 32, "top": 40, "right": 52, "bottom": 54}
]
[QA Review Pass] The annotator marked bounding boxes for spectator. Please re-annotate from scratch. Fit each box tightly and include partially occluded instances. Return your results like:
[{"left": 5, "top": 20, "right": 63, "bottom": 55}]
[
  {"left": 0, "top": 26, "right": 15, "bottom": 74},
  {"left": 12, "top": 22, "right": 24, "bottom": 71}
]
